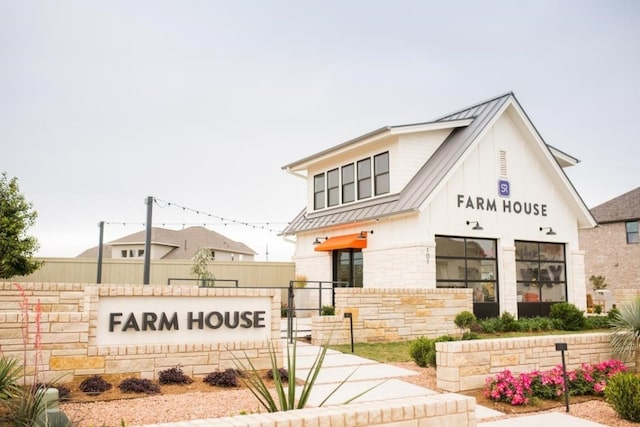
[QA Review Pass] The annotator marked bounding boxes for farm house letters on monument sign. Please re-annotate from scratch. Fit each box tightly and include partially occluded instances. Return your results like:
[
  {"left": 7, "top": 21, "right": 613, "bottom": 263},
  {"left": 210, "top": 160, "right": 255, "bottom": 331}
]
[{"left": 96, "top": 296, "right": 272, "bottom": 345}]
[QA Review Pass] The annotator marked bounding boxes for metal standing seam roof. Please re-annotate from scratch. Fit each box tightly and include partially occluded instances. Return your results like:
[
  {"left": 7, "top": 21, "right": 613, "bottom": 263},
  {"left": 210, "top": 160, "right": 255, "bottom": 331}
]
[{"left": 281, "top": 93, "right": 514, "bottom": 235}]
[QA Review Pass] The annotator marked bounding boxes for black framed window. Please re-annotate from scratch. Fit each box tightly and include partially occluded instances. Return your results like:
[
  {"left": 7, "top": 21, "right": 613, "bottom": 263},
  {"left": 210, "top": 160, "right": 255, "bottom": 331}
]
[
  {"left": 357, "top": 158, "right": 372, "bottom": 200},
  {"left": 327, "top": 168, "right": 339, "bottom": 207},
  {"left": 626, "top": 221, "right": 639, "bottom": 244},
  {"left": 374, "top": 152, "right": 390, "bottom": 195},
  {"left": 515, "top": 241, "right": 566, "bottom": 317},
  {"left": 436, "top": 236, "right": 498, "bottom": 318},
  {"left": 342, "top": 164, "right": 355, "bottom": 203},
  {"left": 313, "top": 173, "right": 325, "bottom": 210}
]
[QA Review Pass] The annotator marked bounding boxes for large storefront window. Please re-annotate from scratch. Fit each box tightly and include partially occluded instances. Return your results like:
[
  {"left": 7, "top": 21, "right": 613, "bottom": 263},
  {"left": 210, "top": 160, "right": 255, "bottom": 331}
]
[
  {"left": 436, "top": 236, "right": 498, "bottom": 319},
  {"left": 515, "top": 241, "right": 566, "bottom": 317}
]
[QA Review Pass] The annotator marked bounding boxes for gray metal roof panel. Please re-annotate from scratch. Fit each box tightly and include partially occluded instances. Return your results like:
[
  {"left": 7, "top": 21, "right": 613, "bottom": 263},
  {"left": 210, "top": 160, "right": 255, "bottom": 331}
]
[{"left": 281, "top": 92, "right": 530, "bottom": 235}]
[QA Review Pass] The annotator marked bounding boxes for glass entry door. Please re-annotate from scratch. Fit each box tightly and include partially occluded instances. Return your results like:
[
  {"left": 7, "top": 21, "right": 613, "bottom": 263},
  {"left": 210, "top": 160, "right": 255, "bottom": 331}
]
[{"left": 333, "top": 249, "right": 363, "bottom": 288}]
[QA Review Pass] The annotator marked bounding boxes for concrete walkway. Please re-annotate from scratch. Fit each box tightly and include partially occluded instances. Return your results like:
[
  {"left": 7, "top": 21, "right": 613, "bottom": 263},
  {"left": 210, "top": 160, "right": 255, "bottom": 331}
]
[{"left": 288, "top": 339, "right": 610, "bottom": 427}]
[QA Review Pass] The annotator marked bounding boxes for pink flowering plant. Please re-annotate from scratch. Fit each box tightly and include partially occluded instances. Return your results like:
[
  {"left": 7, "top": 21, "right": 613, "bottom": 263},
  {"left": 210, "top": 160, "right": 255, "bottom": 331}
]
[{"left": 483, "top": 359, "right": 627, "bottom": 406}]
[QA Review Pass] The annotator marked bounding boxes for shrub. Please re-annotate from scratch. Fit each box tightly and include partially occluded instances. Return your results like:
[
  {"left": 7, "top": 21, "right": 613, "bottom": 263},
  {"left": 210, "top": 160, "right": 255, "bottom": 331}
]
[
  {"left": 321, "top": 305, "right": 335, "bottom": 316},
  {"left": 204, "top": 369, "right": 238, "bottom": 387},
  {"left": 549, "top": 302, "right": 585, "bottom": 331},
  {"left": 409, "top": 335, "right": 456, "bottom": 367},
  {"left": 584, "top": 315, "right": 610, "bottom": 330},
  {"left": 118, "top": 377, "right": 161, "bottom": 394},
  {"left": 461, "top": 331, "right": 479, "bottom": 340},
  {"left": 409, "top": 337, "right": 431, "bottom": 367},
  {"left": 158, "top": 367, "right": 193, "bottom": 385},
  {"left": 477, "top": 317, "right": 500, "bottom": 334},
  {"left": 79, "top": 375, "right": 112, "bottom": 394},
  {"left": 454, "top": 311, "right": 476, "bottom": 330},
  {"left": 605, "top": 372, "right": 640, "bottom": 422},
  {"left": 500, "top": 312, "right": 519, "bottom": 332},
  {"left": 484, "top": 359, "right": 627, "bottom": 406},
  {"left": 265, "top": 367, "right": 288, "bottom": 382}
]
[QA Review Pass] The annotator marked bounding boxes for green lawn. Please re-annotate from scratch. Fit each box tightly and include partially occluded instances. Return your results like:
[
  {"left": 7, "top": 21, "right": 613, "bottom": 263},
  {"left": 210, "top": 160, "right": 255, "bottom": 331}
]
[{"left": 328, "top": 341, "right": 412, "bottom": 363}]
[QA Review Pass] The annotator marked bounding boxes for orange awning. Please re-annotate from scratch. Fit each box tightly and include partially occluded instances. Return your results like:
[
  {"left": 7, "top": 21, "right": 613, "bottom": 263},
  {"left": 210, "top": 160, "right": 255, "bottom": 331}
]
[{"left": 314, "top": 233, "right": 367, "bottom": 252}]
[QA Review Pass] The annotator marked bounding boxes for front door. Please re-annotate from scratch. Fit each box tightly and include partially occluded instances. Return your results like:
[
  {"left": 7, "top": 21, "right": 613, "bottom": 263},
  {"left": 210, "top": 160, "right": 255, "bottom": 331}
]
[{"left": 333, "top": 249, "right": 363, "bottom": 288}]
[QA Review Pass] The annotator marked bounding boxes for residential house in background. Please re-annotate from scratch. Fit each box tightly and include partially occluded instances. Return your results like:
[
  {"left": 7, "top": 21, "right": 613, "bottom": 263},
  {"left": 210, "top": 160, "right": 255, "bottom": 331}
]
[
  {"left": 78, "top": 226, "right": 257, "bottom": 261},
  {"left": 282, "top": 92, "right": 596, "bottom": 319},
  {"left": 580, "top": 187, "right": 640, "bottom": 295}
]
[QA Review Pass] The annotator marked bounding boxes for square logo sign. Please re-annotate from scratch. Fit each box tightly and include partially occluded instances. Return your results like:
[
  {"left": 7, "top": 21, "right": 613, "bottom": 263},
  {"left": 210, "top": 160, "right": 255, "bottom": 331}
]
[{"left": 498, "top": 179, "right": 510, "bottom": 197}]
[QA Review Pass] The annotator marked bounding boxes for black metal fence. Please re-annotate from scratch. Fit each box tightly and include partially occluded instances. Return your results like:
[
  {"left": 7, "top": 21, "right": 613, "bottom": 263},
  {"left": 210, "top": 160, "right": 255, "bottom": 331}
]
[{"left": 166, "top": 277, "right": 354, "bottom": 342}]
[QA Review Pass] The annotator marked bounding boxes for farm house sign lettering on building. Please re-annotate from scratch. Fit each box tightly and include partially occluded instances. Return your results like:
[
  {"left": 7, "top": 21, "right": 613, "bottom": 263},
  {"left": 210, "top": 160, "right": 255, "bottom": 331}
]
[
  {"left": 457, "top": 194, "right": 548, "bottom": 216},
  {"left": 96, "top": 296, "right": 272, "bottom": 345}
]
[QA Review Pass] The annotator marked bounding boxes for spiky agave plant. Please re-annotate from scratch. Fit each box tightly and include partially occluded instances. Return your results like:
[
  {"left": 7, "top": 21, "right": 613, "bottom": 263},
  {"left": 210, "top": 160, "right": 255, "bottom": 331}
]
[
  {"left": 232, "top": 336, "right": 379, "bottom": 412},
  {"left": 0, "top": 355, "right": 22, "bottom": 401},
  {"left": 609, "top": 297, "right": 640, "bottom": 373}
]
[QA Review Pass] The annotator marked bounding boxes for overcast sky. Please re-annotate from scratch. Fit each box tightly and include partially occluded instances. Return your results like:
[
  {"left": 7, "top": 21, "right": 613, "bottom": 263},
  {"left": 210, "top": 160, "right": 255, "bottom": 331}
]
[{"left": 2, "top": 0, "right": 639, "bottom": 262}]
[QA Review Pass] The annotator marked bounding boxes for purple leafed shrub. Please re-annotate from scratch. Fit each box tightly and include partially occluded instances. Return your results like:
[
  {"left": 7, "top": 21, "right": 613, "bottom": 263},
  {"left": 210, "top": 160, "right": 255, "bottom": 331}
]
[
  {"left": 79, "top": 375, "right": 112, "bottom": 394},
  {"left": 203, "top": 369, "right": 239, "bottom": 387},
  {"left": 118, "top": 377, "right": 161, "bottom": 394},
  {"left": 158, "top": 367, "right": 193, "bottom": 385}
]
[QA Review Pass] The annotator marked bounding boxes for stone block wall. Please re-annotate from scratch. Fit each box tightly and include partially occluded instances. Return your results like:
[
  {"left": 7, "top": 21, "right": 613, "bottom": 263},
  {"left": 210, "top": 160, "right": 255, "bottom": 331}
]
[
  {"left": 436, "top": 332, "right": 634, "bottom": 392},
  {"left": 0, "top": 282, "right": 86, "bottom": 313},
  {"left": 0, "top": 282, "right": 282, "bottom": 385},
  {"left": 141, "top": 394, "right": 477, "bottom": 427},
  {"left": 312, "top": 288, "right": 472, "bottom": 345}
]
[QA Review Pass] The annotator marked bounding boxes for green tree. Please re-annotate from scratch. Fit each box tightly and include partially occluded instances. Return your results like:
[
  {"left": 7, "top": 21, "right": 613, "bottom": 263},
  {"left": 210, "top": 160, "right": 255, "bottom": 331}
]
[
  {"left": 0, "top": 172, "right": 42, "bottom": 279},
  {"left": 609, "top": 297, "right": 640, "bottom": 373}
]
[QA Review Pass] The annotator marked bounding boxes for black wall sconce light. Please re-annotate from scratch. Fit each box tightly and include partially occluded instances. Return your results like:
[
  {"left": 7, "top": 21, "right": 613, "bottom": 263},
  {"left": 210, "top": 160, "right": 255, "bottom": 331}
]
[
  {"left": 540, "top": 227, "right": 556, "bottom": 235},
  {"left": 466, "top": 221, "right": 483, "bottom": 230},
  {"left": 312, "top": 236, "right": 328, "bottom": 245},
  {"left": 357, "top": 230, "right": 374, "bottom": 239}
]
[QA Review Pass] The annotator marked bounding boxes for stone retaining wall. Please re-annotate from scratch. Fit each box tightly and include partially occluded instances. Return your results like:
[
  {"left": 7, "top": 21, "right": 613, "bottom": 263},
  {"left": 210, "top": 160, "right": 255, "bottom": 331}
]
[
  {"left": 0, "top": 282, "right": 281, "bottom": 384},
  {"left": 312, "top": 288, "right": 472, "bottom": 345},
  {"left": 436, "top": 332, "right": 634, "bottom": 392},
  {"left": 136, "top": 394, "right": 477, "bottom": 427}
]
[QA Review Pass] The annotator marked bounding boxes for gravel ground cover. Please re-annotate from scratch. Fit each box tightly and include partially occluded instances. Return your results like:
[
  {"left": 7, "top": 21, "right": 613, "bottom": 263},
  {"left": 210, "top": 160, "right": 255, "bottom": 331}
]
[{"left": 60, "top": 363, "right": 636, "bottom": 427}]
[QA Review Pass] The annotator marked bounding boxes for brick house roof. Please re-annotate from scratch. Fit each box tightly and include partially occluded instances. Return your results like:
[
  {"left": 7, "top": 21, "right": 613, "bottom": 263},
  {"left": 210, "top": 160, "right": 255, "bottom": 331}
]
[
  {"left": 590, "top": 187, "right": 640, "bottom": 224},
  {"left": 77, "top": 226, "right": 256, "bottom": 259}
]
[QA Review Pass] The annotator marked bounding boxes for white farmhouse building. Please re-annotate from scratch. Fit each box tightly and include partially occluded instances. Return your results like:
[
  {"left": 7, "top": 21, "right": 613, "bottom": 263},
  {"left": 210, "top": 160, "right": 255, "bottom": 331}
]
[{"left": 281, "top": 92, "right": 596, "bottom": 319}]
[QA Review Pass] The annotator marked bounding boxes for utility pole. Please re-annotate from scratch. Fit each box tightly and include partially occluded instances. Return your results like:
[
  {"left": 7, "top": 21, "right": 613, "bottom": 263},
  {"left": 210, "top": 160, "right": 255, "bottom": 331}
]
[
  {"left": 97, "top": 221, "right": 104, "bottom": 284},
  {"left": 143, "top": 196, "right": 153, "bottom": 285}
]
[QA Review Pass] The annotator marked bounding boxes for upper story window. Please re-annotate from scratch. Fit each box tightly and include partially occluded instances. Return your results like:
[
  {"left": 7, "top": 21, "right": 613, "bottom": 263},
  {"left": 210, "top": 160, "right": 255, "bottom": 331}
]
[
  {"left": 313, "top": 151, "right": 390, "bottom": 210},
  {"left": 342, "top": 164, "right": 355, "bottom": 203},
  {"left": 627, "top": 221, "right": 639, "bottom": 244},
  {"left": 314, "top": 173, "right": 325, "bottom": 210},
  {"left": 327, "top": 168, "right": 339, "bottom": 207},
  {"left": 374, "top": 152, "right": 390, "bottom": 195},
  {"left": 357, "top": 158, "right": 372, "bottom": 200}
]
